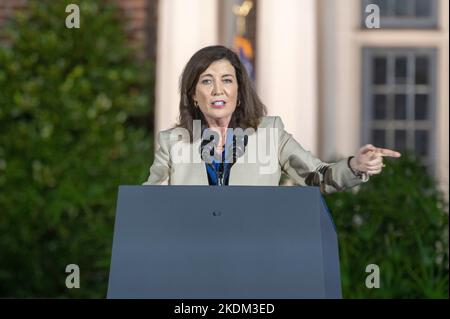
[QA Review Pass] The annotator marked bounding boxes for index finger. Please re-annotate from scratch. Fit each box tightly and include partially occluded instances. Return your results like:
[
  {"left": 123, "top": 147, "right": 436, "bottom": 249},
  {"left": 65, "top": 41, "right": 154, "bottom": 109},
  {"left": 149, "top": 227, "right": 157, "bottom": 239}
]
[{"left": 376, "top": 148, "right": 401, "bottom": 157}]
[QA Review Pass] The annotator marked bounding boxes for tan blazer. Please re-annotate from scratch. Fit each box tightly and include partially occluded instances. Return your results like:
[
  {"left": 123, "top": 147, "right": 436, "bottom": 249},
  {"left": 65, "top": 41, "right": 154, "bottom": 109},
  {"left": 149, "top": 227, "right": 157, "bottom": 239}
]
[{"left": 143, "top": 116, "right": 368, "bottom": 194}]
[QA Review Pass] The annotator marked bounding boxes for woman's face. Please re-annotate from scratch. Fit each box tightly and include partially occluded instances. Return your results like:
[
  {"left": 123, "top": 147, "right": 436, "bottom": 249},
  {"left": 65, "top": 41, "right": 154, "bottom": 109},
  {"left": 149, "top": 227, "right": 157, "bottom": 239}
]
[{"left": 193, "top": 59, "right": 239, "bottom": 126}]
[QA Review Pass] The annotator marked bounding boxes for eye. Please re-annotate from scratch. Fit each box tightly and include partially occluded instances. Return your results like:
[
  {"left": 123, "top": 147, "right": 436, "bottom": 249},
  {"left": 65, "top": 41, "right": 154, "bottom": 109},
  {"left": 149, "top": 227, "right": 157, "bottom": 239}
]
[
  {"left": 201, "top": 79, "right": 212, "bottom": 85},
  {"left": 223, "top": 78, "right": 233, "bottom": 83}
]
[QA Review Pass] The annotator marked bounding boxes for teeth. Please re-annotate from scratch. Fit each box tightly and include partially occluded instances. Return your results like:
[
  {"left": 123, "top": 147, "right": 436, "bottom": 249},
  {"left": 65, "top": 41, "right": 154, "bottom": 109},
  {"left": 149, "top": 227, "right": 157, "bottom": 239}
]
[{"left": 212, "top": 101, "right": 225, "bottom": 106}]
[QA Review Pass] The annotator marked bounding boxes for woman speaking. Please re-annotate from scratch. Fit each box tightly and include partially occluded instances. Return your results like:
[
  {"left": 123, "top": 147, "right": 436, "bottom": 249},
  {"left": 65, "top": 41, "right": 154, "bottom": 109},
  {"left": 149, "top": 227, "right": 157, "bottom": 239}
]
[{"left": 143, "top": 45, "right": 400, "bottom": 193}]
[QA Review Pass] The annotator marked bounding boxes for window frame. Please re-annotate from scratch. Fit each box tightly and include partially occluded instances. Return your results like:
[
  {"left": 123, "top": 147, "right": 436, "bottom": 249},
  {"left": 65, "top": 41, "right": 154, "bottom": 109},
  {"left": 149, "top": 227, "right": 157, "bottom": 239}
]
[
  {"left": 360, "top": 0, "right": 439, "bottom": 29},
  {"left": 361, "top": 47, "right": 437, "bottom": 173}
]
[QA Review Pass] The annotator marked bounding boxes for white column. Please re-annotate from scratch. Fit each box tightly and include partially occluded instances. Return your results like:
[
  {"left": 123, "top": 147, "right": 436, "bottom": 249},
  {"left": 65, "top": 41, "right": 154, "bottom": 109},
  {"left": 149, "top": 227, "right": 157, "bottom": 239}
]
[
  {"left": 256, "top": 0, "right": 318, "bottom": 154},
  {"left": 319, "top": 0, "right": 337, "bottom": 161},
  {"left": 155, "top": 0, "right": 218, "bottom": 140},
  {"left": 320, "top": 0, "right": 361, "bottom": 161},
  {"left": 437, "top": 0, "right": 449, "bottom": 203}
]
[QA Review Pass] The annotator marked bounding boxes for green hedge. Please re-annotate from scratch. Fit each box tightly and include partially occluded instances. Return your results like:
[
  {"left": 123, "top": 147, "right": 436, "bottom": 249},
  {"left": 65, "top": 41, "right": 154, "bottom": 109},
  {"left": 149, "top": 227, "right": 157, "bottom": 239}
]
[
  {"left": 0, "top": 0, "right": 153, "bottom": 297},
  {"left": 326, "top": 153, "right": 448, "bottom": 298}
]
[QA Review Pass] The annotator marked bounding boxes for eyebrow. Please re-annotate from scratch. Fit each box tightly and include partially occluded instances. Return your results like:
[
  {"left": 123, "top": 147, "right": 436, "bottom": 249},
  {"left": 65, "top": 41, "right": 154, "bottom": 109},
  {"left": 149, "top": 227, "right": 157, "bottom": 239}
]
[{"left": 200, "top": 73, "right": 235, "bottom": 78}]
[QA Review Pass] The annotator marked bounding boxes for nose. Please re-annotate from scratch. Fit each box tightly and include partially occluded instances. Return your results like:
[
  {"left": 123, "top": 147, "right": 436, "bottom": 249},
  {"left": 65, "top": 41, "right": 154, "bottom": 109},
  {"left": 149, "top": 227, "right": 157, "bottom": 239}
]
[{"left": 212, "top": 81, "right": 223, "bottom": 96}]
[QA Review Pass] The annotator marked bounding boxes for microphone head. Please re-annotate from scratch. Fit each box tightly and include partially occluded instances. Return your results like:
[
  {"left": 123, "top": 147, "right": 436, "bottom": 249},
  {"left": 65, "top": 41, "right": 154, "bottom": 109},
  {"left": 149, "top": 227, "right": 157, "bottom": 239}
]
[
  {"left": 234, "top": 134, "right": 248, "bottom": 158},
  {"left": 199, "top": 128, "right": 249, "bottom": 164},
  {"left": 224, "top": 133, "right": 248, "bottom": 163},
  {"left": 200, "top": 129, "right": 219, "bottom": 163}
]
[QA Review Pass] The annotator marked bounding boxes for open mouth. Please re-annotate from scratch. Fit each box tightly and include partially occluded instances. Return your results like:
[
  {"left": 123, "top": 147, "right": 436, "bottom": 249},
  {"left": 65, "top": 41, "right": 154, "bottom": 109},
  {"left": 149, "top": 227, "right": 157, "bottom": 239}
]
[{"left": 210, "top": 100, "right": 226, "bottom": 109}]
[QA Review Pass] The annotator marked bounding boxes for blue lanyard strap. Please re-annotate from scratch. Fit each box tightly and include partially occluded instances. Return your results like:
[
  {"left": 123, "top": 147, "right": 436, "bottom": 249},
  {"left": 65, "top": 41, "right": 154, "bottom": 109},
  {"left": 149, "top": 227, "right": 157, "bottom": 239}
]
[
  {"left": 205, "top": 128, "right": 236, "bottom": 186},
  {"left": 206, "top": 151, "right": 232, "bottom": 186}
]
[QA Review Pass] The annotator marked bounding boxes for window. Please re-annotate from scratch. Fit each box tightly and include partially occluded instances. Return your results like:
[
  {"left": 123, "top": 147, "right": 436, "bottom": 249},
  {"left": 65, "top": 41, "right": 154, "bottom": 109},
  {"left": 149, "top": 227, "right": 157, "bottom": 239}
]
[
  {"left": 361, "top": 0, "right": 438, "bottom": 29},
  {"left": 362, "top": 48, "right": 437, "bottom": 171}
]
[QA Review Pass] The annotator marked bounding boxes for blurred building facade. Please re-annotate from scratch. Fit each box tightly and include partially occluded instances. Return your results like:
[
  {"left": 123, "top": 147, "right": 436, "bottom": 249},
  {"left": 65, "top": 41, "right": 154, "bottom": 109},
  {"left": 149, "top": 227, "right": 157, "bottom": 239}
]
[
  {"left": 152, "top": 0, "right": 448, "bottom": 196},
  {"left": 1, "top": 0, "right": 448, "bottom": 196}
]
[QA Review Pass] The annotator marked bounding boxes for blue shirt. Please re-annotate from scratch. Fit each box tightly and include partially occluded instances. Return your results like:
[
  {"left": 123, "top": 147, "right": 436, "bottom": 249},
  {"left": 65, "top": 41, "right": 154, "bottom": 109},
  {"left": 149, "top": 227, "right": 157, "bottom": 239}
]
[
  {"left": 205, "top": 150, "right": 233, "bottom": 186},
  {"left": 205, "top": 129, "right": 235, "bottom": 186}
]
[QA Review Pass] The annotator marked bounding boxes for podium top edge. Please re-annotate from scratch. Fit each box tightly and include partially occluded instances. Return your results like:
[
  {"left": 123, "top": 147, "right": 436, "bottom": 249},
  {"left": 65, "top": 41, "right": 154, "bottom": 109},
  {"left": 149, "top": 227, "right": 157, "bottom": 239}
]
[{"left": 118, "top": 185, "right": 323, "bottom": 192}]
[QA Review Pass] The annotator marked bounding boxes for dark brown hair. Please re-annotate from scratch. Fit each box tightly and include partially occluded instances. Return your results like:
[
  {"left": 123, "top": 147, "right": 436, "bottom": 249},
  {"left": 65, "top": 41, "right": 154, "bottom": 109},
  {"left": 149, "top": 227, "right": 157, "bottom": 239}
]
[{"left": 177, "top": 45, "right": 267, "bottom": 142}]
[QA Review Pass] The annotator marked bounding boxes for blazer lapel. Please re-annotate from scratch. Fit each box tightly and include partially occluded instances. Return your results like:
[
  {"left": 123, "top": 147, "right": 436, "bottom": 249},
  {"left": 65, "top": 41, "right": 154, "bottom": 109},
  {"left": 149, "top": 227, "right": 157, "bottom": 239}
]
[
  {"left": 188, "top": 137, "right": 208, "bottom": 185},
  {"left": 228, "top": 133, "right": 259, "bottom": 185}
]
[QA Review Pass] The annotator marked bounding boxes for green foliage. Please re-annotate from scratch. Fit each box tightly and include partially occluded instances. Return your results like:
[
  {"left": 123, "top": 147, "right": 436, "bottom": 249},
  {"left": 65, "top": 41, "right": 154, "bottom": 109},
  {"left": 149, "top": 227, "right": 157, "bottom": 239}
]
[
  {"left": 326, "top": 153, "right": 449, "bottom": 298},
  {"left": 0, "top": 0, "right": 153, "bottom": 297}
]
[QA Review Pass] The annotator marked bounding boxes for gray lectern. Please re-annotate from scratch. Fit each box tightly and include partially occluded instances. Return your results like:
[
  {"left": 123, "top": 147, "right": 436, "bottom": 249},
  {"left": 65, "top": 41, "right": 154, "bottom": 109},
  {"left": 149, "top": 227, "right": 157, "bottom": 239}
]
[{"left": 107, "top": 186, "right": 342, "bottom": 299}]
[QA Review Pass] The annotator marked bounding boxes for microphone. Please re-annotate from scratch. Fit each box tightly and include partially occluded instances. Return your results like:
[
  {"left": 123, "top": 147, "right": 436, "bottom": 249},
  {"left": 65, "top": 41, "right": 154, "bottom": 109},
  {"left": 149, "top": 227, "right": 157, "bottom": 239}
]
[
  {"left": 224, "top": 131, "right": 248, "bottom": 164},
  {"left": 200, "top": 128, "right": 248, "bottom": 186},
  {"left": 200, "top": 129, "right": 219, "bottom": 164},
  {"left": 232, "top": 133, "right": 248, "bottom": 159}
]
